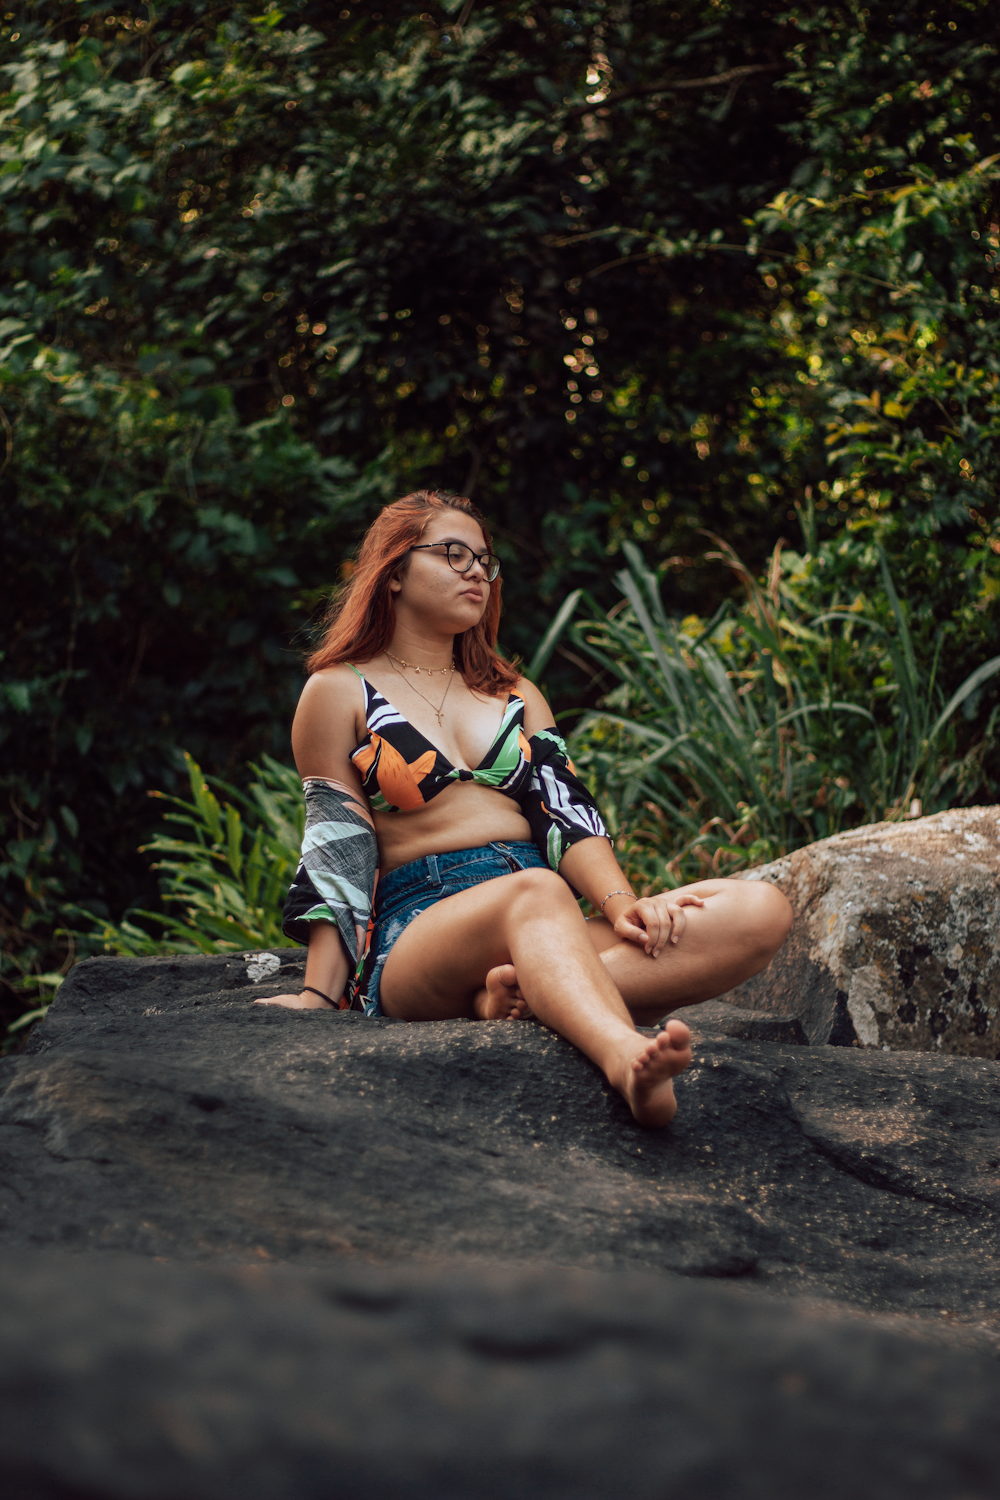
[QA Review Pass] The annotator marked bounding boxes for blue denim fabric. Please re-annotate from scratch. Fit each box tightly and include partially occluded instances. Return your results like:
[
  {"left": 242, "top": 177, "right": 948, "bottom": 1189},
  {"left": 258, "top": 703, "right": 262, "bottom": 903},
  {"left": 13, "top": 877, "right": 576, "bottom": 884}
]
[{"left": 359, "top": 840, "right": 547, "bottom": 1018}]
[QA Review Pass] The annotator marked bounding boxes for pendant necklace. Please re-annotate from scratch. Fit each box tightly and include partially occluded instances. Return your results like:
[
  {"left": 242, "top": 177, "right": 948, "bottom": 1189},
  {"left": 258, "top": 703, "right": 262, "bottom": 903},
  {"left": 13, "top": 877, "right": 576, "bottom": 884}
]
[
  {"left": 385, "top": 653, "right": 456, "bottom": 726},
  {"left": 385, "top": 651, "right": 453, "bottom": 676}
]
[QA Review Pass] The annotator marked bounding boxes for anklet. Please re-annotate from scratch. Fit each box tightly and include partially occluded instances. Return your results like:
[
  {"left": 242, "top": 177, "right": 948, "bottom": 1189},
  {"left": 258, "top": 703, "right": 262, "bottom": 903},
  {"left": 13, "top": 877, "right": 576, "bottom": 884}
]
[
  {"left": 599, "top": 889, "right": 634, "bottom": 914},
  {"left": 301, "top": 985, "right": 334, "bottom": 1005}
]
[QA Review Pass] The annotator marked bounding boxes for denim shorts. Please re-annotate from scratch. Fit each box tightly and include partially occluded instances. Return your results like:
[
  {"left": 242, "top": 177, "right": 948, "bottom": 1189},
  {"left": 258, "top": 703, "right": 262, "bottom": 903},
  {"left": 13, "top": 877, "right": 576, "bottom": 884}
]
[{"left": 358, "top": 840, "right": 548, "bottom": 1018}]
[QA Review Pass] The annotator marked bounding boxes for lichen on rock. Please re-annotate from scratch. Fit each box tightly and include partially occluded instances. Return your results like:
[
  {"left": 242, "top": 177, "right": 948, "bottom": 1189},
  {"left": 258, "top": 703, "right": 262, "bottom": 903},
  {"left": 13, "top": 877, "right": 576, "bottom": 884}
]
[{"left": 722, "top": 806, "right": 1000, "bottom": 1054}]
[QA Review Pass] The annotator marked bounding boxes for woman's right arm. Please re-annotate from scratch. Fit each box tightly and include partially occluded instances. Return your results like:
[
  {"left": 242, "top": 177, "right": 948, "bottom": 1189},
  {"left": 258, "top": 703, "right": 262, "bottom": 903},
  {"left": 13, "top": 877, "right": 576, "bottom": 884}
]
[
  {"left": 257, "top": 668, "right": 376, "bottom": 1012},
  {"left": 292, "top": 917, "right": 352, "bottom": 1010}
]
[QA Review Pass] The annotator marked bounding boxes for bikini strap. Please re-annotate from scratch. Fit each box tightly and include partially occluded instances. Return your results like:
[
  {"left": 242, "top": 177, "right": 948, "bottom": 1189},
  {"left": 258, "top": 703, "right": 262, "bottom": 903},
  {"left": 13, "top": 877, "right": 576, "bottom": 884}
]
[{"left": 347, "top": 664, "right": 379, "bottom": 742}]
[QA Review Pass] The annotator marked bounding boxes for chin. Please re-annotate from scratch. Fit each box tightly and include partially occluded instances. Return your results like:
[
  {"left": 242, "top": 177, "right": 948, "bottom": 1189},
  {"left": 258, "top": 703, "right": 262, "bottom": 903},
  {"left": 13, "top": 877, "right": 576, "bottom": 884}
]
[{"left": 445, "top": 602, "right": 487, "bottom": 631}]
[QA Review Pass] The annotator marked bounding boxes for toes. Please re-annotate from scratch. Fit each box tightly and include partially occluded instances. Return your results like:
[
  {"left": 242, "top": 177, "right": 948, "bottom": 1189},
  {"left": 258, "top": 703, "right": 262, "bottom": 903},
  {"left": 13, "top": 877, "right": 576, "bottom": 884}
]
[
  {"left": 633, "top": 1026, "right": 691, "bottom": 1075},
  {"left": 633, "top": 1041, "right": 661, "bottom": 1073}
]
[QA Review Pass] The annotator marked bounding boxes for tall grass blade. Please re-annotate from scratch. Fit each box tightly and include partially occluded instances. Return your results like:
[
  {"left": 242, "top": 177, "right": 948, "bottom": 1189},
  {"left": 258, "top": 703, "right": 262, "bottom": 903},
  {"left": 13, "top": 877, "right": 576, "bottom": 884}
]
[
  {"left": 928, "top": 654, "right": 1000, "bottom": 742},
  {"left": 525, "top": 589, "right": 583, "bottom": 682},
  {"left": 878, "top": 545, "right": 922, "bottom": 738}
]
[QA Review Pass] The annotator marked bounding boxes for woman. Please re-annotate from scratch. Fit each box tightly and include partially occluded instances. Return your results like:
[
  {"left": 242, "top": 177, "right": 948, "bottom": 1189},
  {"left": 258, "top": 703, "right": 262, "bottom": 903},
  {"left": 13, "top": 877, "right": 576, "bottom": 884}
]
[{"left": 260, "top": 490, "right": 792, "bottom": 1128}]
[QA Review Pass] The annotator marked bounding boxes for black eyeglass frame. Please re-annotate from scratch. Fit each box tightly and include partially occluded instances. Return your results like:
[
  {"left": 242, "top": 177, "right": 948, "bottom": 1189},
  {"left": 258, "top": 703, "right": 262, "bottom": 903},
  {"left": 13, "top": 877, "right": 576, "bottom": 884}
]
[{"left": 408, "top": 542, "right": 501, "bottom": 582}]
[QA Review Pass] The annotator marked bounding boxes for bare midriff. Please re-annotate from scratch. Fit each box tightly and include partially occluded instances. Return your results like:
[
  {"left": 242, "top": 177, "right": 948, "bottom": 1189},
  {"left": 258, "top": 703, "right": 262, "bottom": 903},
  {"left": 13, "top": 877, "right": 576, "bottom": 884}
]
[{"left": 373, "top": 780, "right": 532, "bottom": 875}]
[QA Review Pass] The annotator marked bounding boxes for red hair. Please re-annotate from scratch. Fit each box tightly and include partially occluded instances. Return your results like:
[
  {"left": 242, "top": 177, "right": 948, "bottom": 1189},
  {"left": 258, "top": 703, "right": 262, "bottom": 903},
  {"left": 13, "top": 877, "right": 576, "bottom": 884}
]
[{"left": 307, "top": 490, "right": 520, "bottom": 695}]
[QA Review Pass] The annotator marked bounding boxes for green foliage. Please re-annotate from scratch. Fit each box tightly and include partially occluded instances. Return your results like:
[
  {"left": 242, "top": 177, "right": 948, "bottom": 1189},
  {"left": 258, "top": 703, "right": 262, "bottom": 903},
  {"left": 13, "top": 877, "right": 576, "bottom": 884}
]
[
  {"left": 7, "top": 749, "right": 302, "bottom": 1039},
  {"left": 69, "top": 750, "right": 303, "bottom": 958},
  {"left": 2, "top": 1, "right": 999, "bottom": 1033},
  {"left": 565, "top": 542, "right": 1000, "bottom": 890}
]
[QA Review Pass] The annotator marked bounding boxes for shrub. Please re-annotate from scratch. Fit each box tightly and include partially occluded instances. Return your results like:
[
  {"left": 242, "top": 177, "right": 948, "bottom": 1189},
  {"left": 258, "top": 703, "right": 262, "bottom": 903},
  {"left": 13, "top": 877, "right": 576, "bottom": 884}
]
[
  {"left": 65, "top": 752, "right": 303, "bottom": 959},
  {"left": 540, "top": 542, "right": 1000, "bottom": 892}
]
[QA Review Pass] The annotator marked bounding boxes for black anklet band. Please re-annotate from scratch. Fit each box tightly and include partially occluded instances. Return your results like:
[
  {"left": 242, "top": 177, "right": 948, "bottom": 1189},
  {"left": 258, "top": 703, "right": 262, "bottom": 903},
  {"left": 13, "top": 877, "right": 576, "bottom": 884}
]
[{"left": 302, "top": 985, "right": 334, "bottom": 1005}]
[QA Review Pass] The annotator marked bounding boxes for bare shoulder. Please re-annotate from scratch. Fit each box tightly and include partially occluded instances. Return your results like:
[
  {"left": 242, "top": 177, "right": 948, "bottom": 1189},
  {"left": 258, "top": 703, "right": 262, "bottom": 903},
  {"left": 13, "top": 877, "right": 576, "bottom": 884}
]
[
  {"left": 298, "top": 662, "right": 363, "bottom": 712},
  {"left": 292, "top": 665, "right": 366, "bottom": 779},
  {"left": 513, "top": 675, "right": 556, "bottom": 734}
]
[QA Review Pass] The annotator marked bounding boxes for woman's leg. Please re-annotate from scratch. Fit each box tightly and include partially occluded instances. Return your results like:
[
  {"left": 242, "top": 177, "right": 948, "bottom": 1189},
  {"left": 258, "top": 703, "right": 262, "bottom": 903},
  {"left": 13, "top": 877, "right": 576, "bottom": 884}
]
[
  {"left": 378, "top": 867, "right": 692, "bottom": 1128},
  {"left": 586, "top": 878, "right": 793, "bottom": 1025}
]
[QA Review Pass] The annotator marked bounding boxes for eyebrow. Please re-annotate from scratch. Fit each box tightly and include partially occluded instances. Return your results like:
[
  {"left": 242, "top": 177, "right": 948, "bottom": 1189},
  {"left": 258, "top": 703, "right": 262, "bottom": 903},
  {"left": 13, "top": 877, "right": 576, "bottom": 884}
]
[{"left": 429, "top": 536, "right": 486, "bottom": 548}]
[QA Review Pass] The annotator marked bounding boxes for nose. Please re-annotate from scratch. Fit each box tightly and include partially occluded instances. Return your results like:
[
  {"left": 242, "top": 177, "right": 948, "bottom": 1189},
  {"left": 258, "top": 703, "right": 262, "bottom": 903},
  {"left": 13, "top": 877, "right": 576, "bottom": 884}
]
[{"left": 464, "top": 553, "right": 488, "bottom": 581}]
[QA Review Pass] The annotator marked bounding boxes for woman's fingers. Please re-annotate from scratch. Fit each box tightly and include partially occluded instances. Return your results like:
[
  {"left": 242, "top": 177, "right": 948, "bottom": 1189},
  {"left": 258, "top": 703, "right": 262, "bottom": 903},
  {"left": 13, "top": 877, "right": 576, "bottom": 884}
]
[
  {"left": 613, "top": 912, "right": 651, "bottom": 947},
  {"left": 613, "top": 891, "right": 708, "bottom": 958},
  {"left": 616, "top": 899, "right": 667, "bottom": 956},
  {"left": 254, "top": 992, "right": 334, "bottom": 1010},
  {"left": 644, "top": 900, "right": 670, "bottom": 956},
  {"left": 665, "top": 900, "right": 686, "bottom": 948},
  {"left": 656, "top": 888, "right": 710, "bottom": 948},
  {"left": 664, "top": 893, "right": 707, "bottom": 946},
  {"left": 661, "top": 893, "right": 708, "bottom": 950}
]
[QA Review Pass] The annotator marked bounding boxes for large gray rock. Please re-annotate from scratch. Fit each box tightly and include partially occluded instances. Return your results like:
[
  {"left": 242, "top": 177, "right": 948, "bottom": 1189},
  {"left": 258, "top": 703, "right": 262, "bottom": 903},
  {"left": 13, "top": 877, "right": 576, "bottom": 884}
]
[
  {"left": 5, "top": 949, "right": 1000, "bottom": 1496},
  {"left": 723, "top": 806, "right": 1000, "bottom": 1053},
  {"left": 4, "top": 951, "right": 1000, "bottom": 1321},
  {"left": 3, "top": 1249, "right": 1000, "bottom": 1500}
]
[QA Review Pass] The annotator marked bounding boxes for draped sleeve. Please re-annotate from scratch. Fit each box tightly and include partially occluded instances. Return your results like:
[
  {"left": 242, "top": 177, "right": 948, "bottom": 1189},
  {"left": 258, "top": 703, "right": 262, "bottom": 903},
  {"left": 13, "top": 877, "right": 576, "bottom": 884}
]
[
  {"left": 281, "top": 778, "right": 378, "bottom": 1006},
  {"left": 520, "top": 728, "right": 610, "bottom": 871}
]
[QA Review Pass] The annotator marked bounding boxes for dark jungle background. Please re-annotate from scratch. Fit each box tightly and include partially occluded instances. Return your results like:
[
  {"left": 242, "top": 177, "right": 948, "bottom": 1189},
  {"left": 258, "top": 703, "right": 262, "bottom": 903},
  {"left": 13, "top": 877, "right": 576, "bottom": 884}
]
[{"left": 2, "top": 0, "right": 999, "bottom": 1031}]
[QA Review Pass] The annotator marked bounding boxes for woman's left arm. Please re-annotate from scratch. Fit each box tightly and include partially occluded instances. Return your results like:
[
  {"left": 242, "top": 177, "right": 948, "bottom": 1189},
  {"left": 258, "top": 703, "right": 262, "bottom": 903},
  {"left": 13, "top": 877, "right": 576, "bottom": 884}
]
[
  {"left": 517, "top": 677, "right": 703, "bottom": 959},
  {"left": 558, "top": 839, "right": 703, "bottom": 959}
]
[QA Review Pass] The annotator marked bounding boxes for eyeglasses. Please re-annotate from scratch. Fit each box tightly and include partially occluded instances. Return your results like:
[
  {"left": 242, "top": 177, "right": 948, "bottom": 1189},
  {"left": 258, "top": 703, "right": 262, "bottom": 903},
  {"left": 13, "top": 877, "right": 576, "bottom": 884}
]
[{"left": 409, "top": 542, "right": 501, "bottom": 582}]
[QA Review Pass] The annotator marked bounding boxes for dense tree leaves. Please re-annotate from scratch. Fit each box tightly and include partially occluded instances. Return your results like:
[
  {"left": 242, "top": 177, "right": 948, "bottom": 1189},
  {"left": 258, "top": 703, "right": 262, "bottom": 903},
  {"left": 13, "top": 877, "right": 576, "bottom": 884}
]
[{"left": 1, "top": 0, "right": 998, "bottom": 1022}]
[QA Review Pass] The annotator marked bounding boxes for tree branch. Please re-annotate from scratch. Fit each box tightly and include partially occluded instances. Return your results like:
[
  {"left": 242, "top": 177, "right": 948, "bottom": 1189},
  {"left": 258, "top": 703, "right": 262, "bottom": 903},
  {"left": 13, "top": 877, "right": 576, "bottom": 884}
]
[{"left": 563, "top": 63, "right": 779, "bottom": 122}]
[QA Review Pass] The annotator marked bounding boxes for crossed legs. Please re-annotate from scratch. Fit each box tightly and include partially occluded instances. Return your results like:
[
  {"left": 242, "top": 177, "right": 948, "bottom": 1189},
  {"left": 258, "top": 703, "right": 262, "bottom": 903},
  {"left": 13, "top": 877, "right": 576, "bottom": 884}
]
[
  {"left": 584, "top": 877, "right": 793, "bottom": 1025},
  {"left": 378, "top": 869, "right": 792, "bottom": 1127}
]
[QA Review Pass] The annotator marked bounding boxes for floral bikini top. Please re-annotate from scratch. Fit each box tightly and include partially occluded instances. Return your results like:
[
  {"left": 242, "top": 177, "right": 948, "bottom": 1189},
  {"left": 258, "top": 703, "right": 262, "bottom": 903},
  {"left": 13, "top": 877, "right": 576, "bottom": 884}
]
[
  {"left": 347, "top": 666, "right": 534, "bottom": 812},
  {"left": 281, "top": 665, "right": 609, "bottom": 1010}
]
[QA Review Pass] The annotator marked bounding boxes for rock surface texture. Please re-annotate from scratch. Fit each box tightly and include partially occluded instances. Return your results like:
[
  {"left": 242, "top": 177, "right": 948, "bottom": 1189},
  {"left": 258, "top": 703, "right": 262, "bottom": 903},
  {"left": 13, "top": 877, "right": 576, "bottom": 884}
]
[
  {"left": 723, "top": 806, "right": 1000, "bottom": 1054},
  {"left": 2, "top": 865, "right": 1000, "bottom": 1496},
  {"left": 4, "top": 1251, "right": 1000, "bottom": 1500}
]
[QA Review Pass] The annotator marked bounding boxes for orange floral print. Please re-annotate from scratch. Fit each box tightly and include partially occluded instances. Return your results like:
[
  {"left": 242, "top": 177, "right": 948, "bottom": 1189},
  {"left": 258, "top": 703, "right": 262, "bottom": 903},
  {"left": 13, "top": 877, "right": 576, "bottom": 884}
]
[{"left": 361, "top": 735, "right": 437, "bottom": 811}]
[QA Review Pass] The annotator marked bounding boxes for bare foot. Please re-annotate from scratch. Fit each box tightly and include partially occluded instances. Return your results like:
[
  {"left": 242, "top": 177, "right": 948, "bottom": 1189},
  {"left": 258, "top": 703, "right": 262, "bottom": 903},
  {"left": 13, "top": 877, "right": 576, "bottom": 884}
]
[
  {"left": 254, "top": 992, "right": 335, "bottom": 1010},
  {"left": 472, "top": 964, "right": 532, "bottom": 1021},
  {"left": 621, "top": 1018, "right": 693, "bottom": 1128}
]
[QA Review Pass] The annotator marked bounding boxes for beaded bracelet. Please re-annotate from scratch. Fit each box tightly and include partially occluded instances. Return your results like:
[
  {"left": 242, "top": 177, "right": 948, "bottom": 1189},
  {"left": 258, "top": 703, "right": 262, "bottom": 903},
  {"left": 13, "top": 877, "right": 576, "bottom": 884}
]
[{"left": 599, "top": 889, "right": 635, "bottom": 914}]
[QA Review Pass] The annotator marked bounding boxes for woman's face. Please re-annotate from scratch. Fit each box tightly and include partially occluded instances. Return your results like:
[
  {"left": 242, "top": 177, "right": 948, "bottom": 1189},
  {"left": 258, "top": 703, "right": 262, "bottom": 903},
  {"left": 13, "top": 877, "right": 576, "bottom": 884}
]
[{"left": 390, "top": 509, "right": 492, "bottom": 634}]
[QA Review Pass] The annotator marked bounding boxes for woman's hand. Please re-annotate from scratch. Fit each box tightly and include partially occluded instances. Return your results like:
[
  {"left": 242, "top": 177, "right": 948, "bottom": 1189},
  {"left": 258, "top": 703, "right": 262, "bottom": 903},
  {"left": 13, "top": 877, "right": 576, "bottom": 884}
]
[
  {"left": 254, "top": 991, "right": 336, "bottom": 1010},
  {"left": 611, "top": 891, "right": 706, "bottom": 959}
]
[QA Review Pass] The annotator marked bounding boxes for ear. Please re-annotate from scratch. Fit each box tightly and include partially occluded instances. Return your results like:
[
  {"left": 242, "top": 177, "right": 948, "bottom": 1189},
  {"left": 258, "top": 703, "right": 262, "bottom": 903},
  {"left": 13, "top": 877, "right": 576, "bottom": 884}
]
[{"left": 389, "top": 571, "right": 402, "bottom": 595}]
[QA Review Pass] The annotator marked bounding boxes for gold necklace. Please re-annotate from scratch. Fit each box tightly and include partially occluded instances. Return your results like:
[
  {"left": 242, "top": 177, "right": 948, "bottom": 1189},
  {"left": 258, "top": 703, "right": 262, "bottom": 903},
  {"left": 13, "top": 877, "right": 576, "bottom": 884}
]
[
  {"left": 385, "top": 650, "right": 454, "bottom": 676},
  {"left": 385, "top": 655, "right": 456, "bottom": 726}
]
